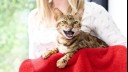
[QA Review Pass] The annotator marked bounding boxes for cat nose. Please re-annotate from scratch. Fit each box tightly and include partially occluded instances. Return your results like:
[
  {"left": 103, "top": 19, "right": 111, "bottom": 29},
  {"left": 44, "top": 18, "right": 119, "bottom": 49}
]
[
  {"left": 67, "top": 26, "right": 72, "bottom": 30},
  {"left": 66, "top": 28, "right": 71, "bottom": 31},
  {"left": 69, "top": 26, "right": 72, "bottom": 28}
]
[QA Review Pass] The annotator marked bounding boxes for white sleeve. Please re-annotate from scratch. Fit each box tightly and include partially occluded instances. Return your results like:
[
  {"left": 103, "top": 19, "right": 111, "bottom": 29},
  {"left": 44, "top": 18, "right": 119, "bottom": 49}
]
[
  {"left": 90, "top": 3, "right": 127, "bottom": 47},
  {"left": 27, "top": 9, "right": 41, "bottom": 59}
]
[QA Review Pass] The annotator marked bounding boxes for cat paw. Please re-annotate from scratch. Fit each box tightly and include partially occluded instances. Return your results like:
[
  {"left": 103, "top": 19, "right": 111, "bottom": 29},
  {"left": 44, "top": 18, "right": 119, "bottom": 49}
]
[
  {"left": 56, "top": 59, "right": 67, "bottom": 68},
  {"left": 42, "top": 52, "right": 51, "bottom": 59}
]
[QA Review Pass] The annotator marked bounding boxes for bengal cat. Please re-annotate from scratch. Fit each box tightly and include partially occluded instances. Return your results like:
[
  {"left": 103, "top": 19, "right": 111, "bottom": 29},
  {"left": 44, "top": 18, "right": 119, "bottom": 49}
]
[{"left": 42, "top": 8, "right": 108, "bottom": 68}]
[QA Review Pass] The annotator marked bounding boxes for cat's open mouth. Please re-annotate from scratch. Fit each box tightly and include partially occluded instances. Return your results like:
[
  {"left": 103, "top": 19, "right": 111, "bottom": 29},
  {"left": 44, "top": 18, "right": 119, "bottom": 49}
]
[{"left": 63, "top": 30, "right": 74, "bottom": 38}]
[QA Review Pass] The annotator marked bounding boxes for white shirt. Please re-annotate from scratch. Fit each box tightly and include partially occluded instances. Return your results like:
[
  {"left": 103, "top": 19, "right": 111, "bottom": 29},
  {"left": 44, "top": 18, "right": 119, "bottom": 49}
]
[{"left": 28, "top": 2, "right": 127, "bottom": 59}]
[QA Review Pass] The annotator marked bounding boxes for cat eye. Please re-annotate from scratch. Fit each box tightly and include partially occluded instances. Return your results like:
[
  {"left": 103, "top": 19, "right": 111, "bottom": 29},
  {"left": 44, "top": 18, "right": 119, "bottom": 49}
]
[
  {"left": 62, "top": 21, "right": 67, "bottom": 24},
  {"left": 73, "top": 21, "right": 78, "bottom": 24}
]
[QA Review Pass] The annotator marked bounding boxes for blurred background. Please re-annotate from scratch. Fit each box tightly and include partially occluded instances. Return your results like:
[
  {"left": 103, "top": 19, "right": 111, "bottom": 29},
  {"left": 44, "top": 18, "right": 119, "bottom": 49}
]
[
  {"left": 0, "top": 0, "right": 127, "bottom": 72},
  {"left": 0, "top": 0, "right": 36, "bottom": 72}
]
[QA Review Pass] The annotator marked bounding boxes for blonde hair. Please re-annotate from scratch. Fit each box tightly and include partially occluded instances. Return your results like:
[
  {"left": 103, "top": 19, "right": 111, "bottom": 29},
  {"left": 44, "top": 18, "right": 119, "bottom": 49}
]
[{"left": 36, "top": 0, "right": 84, "bottom": 26}]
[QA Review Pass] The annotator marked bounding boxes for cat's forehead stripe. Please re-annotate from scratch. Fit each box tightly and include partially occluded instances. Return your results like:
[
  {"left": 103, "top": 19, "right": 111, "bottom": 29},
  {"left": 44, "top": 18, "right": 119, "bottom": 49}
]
[{"left": 67, "top": 15, "right": 74, "bottom": 20}]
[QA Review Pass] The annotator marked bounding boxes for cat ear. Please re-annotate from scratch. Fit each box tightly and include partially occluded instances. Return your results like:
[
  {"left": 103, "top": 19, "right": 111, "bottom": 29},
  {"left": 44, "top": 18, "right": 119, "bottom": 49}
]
[
  {"left": 75, "top": 8, "right": 84, "bottom": 21},
  {"left": 54, "top": 8, "right": 63, "bottom": 21}
]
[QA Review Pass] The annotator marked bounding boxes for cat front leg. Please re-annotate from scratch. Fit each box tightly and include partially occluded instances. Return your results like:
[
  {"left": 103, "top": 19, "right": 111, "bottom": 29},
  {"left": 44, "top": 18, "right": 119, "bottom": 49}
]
[
  {"left": 57, "top": 52, "right": 74, "bottom": 68},
  {"left": 42, "top": 48, "right": 58, "bottom": 59}
]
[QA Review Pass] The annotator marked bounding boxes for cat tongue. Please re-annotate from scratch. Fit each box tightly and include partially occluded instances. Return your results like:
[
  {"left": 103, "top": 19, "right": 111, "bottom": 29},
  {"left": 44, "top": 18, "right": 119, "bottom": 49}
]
[{"left": 66, "top": 31, "right": 74, "bottom": 37}]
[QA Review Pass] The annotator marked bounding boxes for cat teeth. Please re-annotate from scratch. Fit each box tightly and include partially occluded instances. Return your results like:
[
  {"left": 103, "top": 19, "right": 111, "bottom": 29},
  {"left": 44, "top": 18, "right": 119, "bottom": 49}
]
[
  {"left": 69, "top": 34, "right": 73, "bottom": 37},
  {"left": 67, "top": 34, "right": 73, "bottom": 38}
]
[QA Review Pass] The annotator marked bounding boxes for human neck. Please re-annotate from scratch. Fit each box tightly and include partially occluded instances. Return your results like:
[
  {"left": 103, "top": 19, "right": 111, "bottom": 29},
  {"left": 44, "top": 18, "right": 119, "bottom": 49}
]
[{"left": 52, "top": 0, "right": 69, "bottom": 14}]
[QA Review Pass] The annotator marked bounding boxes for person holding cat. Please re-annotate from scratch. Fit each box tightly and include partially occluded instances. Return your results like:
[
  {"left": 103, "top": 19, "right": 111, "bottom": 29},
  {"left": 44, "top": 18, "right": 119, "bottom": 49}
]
[{"left": 28, "top": 0, "right": 127, "bottom": 59}]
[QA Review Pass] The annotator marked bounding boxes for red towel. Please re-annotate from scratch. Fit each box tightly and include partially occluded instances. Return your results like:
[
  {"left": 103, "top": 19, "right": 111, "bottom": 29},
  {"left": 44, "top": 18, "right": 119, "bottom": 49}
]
[{"left": 19, "top": 45, "right": 127, "bottom": 72}]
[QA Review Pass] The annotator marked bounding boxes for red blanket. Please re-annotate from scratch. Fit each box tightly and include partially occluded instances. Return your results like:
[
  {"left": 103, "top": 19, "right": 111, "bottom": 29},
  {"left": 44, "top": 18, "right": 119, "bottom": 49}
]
[{"left": 19, "top": 45, "right": 127, "bottom": 72}]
